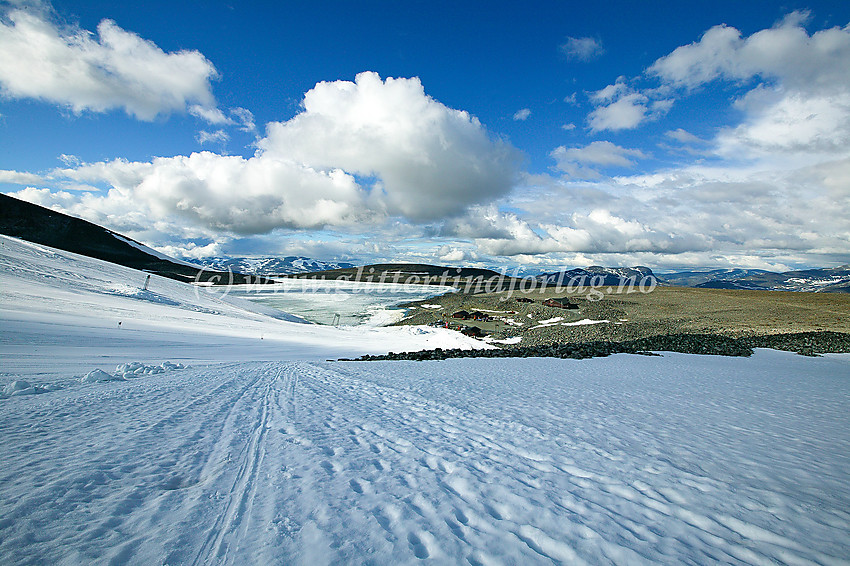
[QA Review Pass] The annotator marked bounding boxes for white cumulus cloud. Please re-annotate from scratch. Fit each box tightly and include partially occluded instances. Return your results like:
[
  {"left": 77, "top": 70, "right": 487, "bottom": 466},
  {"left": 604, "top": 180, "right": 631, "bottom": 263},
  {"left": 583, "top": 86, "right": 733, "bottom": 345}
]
[
  {"left": 258, "top": 72, "right": 519, "bottom": 221},
  {"left": 665, "top": 128, "right": 705, "bottom": 144},
  {"left": 0, "top": 6, "right": 219, "bottom": 120},
  {"left": 0, "top": 169, "right": 43, "bottom": 184},
  {"left": 648, "top": 13, "right": 850, "bottom": 94},
  {"left": 6, "top": 72, "right": 519, "bottom": 241},
  {"left": 587, "top": 87, "right": 672, "bottom": 132},
  {"left": 189, "top": 105, "right": 230, "bottom": 125},
  {"left": 528, "top": 13, "right": 850, "bottom": 268},
  {"left": 550, "top": 141, "right": 647, "bottom": 179},
  {"left": 647, "top": 13, "right": 850, "bottom": 157}
]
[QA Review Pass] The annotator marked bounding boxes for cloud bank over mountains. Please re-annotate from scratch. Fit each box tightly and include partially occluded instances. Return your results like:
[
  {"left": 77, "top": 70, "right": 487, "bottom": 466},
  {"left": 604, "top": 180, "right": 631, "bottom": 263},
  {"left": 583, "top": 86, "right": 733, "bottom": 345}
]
[
  {"left": 1, "top": 4, "right": 848, "bottom": 270},
  {"left": 485, "top": 12, "right": 850, "bottom": 269}
]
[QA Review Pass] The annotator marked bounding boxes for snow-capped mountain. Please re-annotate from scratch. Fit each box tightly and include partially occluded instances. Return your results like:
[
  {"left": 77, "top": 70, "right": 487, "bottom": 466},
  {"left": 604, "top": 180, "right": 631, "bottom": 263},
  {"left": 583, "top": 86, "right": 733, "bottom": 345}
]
[
  {"left": 534, "top": 264, "right": 850, "bottom": 293},
  {"left": 191, "top": 256, "right": 357, "bottom": 276},
  {"left": 773, "top": 266, "right": 850, "bottom": 292}
]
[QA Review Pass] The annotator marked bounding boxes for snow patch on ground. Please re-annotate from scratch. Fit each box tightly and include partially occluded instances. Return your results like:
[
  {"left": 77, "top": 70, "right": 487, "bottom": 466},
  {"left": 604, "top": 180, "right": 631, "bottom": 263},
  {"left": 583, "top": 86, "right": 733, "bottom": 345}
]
[
  {"left": 106, "top": 284, "right": 182, "bottom": 307},
  {"left": 562, "top": 318, "right": 609, "bottom": 326},
  {"left": 532, "top": 318, "right": 610, "bottom": 329},
  {"left": 80, "top": 369, "right": 123, "bottom": 383}
]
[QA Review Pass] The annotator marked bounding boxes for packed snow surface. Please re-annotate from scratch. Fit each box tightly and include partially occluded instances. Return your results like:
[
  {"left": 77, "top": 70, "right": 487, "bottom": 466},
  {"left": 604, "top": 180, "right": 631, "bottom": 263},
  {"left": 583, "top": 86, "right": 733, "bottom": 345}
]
[
  {"left": 2, "top": 235, "right": 850, "bottom": 564},
  {"left": 1, "top": 353, "right": 849, "bottom": 565}
]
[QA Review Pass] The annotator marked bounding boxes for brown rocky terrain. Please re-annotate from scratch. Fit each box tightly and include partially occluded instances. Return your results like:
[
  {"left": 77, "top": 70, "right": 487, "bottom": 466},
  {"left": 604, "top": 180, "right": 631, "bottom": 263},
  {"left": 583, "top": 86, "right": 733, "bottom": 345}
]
[{"left": 393, "top": 285, "right": 850, "bottom": 348}]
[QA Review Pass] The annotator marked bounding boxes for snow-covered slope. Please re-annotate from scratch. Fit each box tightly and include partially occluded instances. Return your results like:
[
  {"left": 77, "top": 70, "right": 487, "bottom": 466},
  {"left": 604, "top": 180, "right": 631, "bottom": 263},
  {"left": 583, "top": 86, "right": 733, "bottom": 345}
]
[
  {"left": 0, "top": 193, "right": 255, "bottom": 285},
  {"left": 110, "top": 233, "right": 200, "bottom": 268},
  {"left": 1, "top": 352, "right": 848, "bottom": 564},
  {"left": 2, "top": 234, "right": 849, "bottom": 564},
  {"left": 0, "top": 235, "right": 485, "bottom": 377}
]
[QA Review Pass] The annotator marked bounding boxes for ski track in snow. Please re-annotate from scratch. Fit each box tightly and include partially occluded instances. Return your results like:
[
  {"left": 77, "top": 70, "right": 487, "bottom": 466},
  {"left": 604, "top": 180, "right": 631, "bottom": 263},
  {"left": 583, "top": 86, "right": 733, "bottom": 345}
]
[{"left": 1, "top": 353, "right": 849, "bottom": 565}]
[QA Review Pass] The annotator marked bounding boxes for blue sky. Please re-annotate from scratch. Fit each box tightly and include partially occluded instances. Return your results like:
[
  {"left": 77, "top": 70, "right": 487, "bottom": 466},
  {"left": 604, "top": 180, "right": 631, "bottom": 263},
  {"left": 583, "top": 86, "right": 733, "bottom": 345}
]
[{"left": 2, "top": 0, "right": 849, "bottom": 271}]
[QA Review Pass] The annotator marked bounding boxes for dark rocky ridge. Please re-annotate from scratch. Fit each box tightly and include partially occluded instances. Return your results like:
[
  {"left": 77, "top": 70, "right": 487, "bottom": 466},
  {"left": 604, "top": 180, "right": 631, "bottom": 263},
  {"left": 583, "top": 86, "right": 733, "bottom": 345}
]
[
  {"left": 342, "top": 331, "right": 850, "bottom": 362},
  {"left": 0, "top": 193, "right": 270, "bottom": 285}
]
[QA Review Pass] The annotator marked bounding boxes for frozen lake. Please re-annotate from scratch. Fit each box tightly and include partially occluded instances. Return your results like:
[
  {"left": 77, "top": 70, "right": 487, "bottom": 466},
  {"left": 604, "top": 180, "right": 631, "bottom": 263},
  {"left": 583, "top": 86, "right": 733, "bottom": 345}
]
[{"left": 216, "top": 279, "right": 455, "bottom": 326}]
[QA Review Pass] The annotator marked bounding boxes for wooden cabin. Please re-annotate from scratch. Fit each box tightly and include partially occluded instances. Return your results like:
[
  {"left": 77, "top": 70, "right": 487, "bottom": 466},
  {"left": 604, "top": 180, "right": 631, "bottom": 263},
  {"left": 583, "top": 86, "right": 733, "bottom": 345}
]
[{"left": 542, "top": 297, "right": 578, "bottom": 309}]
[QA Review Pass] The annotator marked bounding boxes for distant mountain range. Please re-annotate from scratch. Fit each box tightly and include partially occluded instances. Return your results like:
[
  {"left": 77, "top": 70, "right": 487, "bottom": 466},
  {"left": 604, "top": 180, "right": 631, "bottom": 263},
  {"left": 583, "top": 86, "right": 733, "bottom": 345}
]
[
  {"left": 192, "top": 256, "right": 356, "bottom": 276},
  {"left": 660, "top": 266, "right": 850, "bottom": 293},
  {"left": 537, "top": 266, "right": 656, "bottom": 287},
  {"left": 281, "top": 263, "right": 523, "bottom": 291},
  {"left": 535, "top": 264, "right": 849, "bottom": 293},
  {"left": 656, "top": 268, "right": 769, "bottom": 288},
  {"left": 3, "top": 192, "right": 847, "bottom": 293}
]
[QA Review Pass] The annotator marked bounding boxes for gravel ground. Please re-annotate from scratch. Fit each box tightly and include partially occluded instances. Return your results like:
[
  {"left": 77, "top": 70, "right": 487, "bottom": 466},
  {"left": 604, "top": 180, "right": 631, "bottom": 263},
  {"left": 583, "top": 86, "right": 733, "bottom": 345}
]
[{"left": 377, "top": 285, "right": 850, "bottom": 359}]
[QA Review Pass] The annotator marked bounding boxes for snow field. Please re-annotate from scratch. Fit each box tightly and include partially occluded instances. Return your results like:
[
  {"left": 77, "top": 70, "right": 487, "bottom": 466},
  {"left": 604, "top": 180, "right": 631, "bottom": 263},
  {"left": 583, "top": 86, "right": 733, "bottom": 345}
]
[
  {"left": 1, "top": 351, "right": 848, "bottom": 564},
  {"left": 0, "top": 235, "right": 486, "bottom": 380},
  {"left": 2, "top": 235, "right": 850, "bottom": 564}
]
